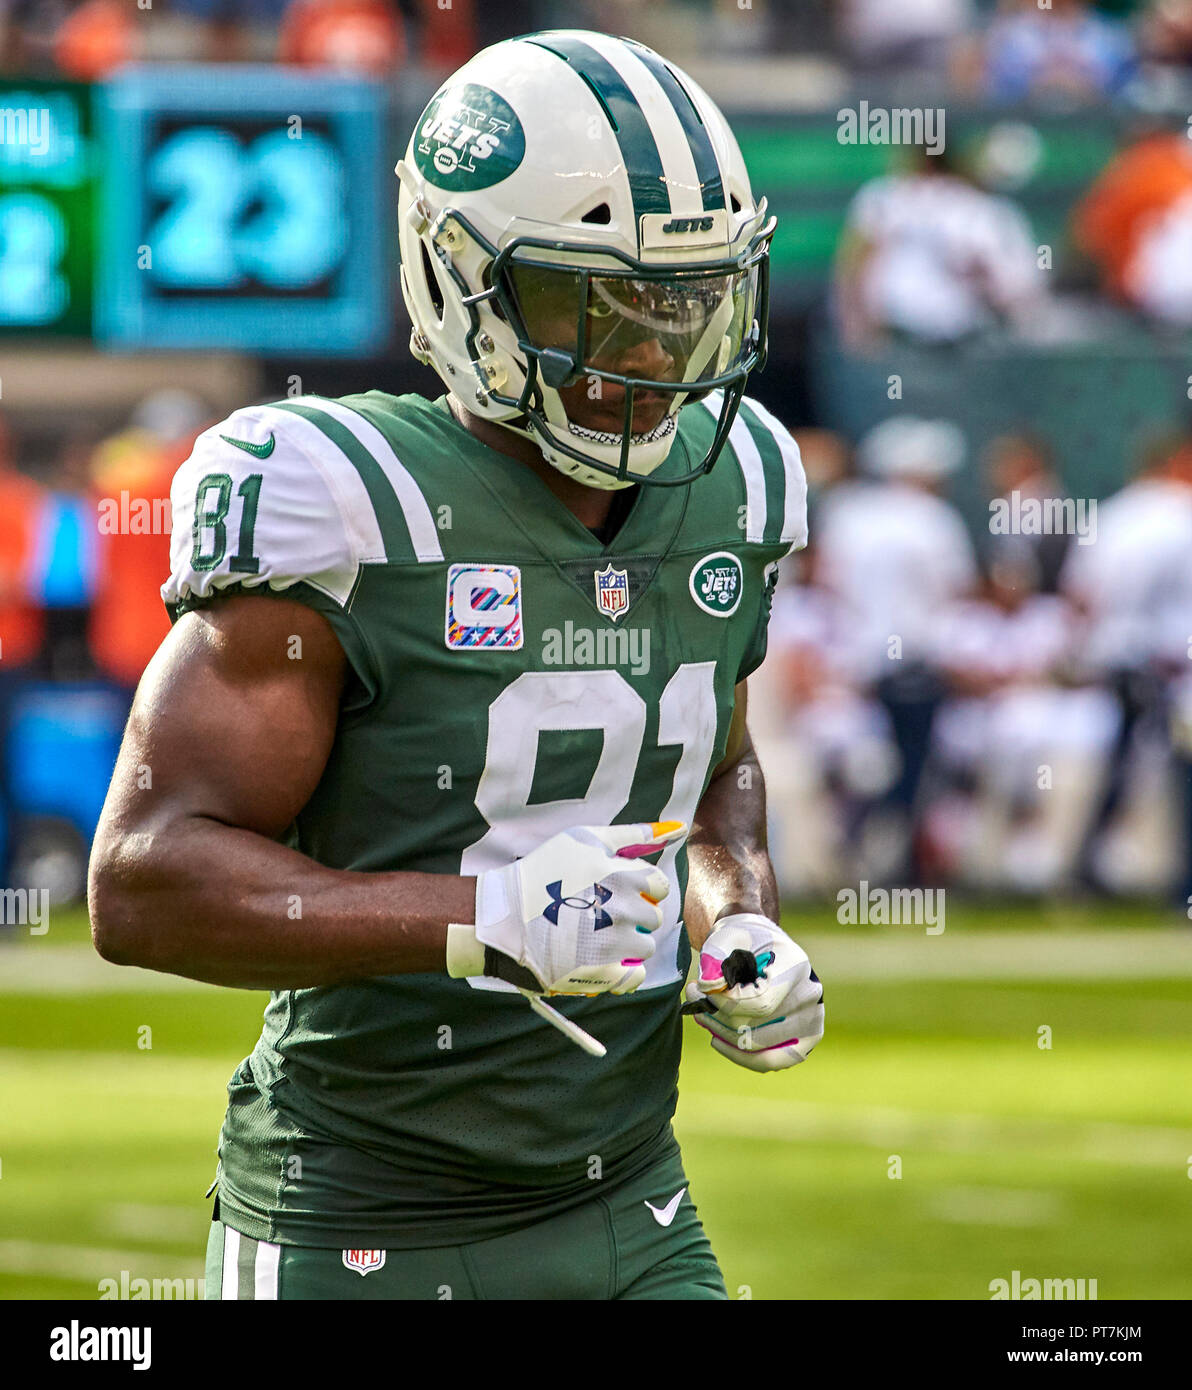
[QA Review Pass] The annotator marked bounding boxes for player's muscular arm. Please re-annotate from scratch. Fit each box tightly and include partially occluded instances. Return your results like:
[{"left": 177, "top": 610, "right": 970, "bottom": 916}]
[
  {"left": 88, "top": 595, "right": 475, "bottom": 989},
  {"left": 683, "top": 681, "right": 779, "bottom": 951}
]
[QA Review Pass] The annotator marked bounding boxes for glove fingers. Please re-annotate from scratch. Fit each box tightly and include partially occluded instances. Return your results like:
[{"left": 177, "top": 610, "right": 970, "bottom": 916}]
[
  {"left": 707, "top": 1031, "right": 806, "bottom": 1072},
  {"left": 586, "top": 821, "right": 687, "bottom": 857},
  {"left": 614, "top": 862, "right": 670, "bottom": 907}
]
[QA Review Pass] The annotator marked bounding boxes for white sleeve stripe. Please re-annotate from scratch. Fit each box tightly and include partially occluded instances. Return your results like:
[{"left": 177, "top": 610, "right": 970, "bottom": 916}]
[
  {"left": 251, "top": 406, "right": 385, "bottom": 564},
  {"left": 290, "top": 396, "right": 444, "bottom": 564},
  {"left": 701, "top": 391, "right": 765, "bottom": 544},
  {"left": 743, "top": 395, "right": 808, "bottom": 547}
]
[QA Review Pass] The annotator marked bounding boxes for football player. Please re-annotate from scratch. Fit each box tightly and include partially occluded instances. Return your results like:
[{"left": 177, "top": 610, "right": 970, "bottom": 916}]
[{"left": 89, "top": 29, "right": 824, "bottom": 1300}]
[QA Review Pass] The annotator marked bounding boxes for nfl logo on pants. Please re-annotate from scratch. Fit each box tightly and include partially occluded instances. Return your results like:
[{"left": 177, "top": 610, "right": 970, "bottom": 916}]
[
  {"left": 595, "top": 563, "right": 629, "bottom": 621},
  {"left": 343, "top": 1249, "right": 386, "bottom": 1276}
]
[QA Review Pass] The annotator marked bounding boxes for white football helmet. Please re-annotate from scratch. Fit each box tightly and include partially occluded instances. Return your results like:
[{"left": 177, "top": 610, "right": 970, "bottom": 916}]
[{"left": 396, "top": 29, "right": 775, "bottom": 490}]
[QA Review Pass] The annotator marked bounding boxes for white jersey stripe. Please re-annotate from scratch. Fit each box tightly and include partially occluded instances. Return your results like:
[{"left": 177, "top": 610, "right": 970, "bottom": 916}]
[
  {"left": 744, "top": 396, "right": 809, "bottom": 548},
  {"left": 251, "top": 406, "right": 386, "bottom": 566},
  {"left": 702, "top": 392, "right": 765, "bottom": 543},
  {"left": 221, "top": 1226, "right": 240, "bottom": 1302},
  {"left": 585, "top": 34, "right": 703, "bottom": 217},
  {"left": 254, "top": 1240, "right": 281, "bottom": 1300},
  {"left": 290, "top": 396, "right": 444, "bottom": 563}
]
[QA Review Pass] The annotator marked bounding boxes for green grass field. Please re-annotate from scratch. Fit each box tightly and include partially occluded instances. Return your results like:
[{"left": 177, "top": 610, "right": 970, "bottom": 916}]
[{"left": 2, "top": 901, "right": 1189, "bottom": 1299}]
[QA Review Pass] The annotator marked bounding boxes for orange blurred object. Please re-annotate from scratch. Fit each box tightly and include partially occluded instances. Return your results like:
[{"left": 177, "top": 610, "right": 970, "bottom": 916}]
[
  {"left": 1073, "top": 133, "right": 1192, "bottom": 299},
  {"left": 54, "top": 0, "right": 141, "bottom": 82},
  {"left": 88, "top": 431, "right": 190, "bottom": 691},
  {"left": 280, "top": 0, "right": 407, "bottom": 76},
  {"left": 0, "top": 468, "right": 46, "bottom": 670},
  {"left": 415, "top": 0, "right": 475, "bottom": 70}
]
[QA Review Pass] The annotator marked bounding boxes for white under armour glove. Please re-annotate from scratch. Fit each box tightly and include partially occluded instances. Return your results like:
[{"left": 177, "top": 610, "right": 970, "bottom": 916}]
[
  {"left": 683, "top": 913, "right": 824, "bottom": 1072},
  {"left": 447, "top": 822, "right": 686, "bottom": 996}
]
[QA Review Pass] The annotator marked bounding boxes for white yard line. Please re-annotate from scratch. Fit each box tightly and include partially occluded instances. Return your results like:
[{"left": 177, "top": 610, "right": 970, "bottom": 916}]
[
  {"left": 0, "top": 1239, "right": 205, "bottom": 1283},
  {"left": 100, "top": 1205, "right": 207, "bottom": 1243},
  {"left": 677, "top": 1093, "right": 1192, "bottom": 1169},
  {"left": 797, "top": 930, "right": 1192, "bottom": 980},
  {"left": 922, "top": 1186, "right": 1064, "bottom": 1227},
  {"left": 0, "top": 946, "right": 213, "bottom": 995},
  {"left": 1, "top": 930, "right": 1190, "bottom": 994}
]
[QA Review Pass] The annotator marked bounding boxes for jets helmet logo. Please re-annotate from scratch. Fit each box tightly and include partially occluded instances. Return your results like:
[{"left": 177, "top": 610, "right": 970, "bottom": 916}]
[{"left": 414, "top": 83, "right": 526, "bottom": 191}]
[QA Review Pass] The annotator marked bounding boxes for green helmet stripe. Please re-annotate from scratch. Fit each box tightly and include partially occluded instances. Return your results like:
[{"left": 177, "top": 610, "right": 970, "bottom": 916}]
[
  {"left": 273, "top": 401, "right": 419, "bottom": 564},
  {"left": 524, "top": 34, "right": 671, "bottom": 218},
  {"left": 623, "top": 41, "right": 726, "bottom": 211}
]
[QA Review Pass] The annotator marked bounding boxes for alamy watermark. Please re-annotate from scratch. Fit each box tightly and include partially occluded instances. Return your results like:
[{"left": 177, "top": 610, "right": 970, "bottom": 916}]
[
  {"left": 989, "top": 491, "right": 1097, "bottom": 545},
  {"left": 0, "top": 107, "right": 52, "bottom": 157},
  {"left": 837, "top": 102, "right": 945, "bottom": 156},
  {"left": 541, "top": 622, "right": 650, "bottom": 677},
  {"left": 836, "top": 881, "right": 945, "bottom": 934},
  {"left": 0, "top": 886, "right": 49, "bottom": 934}
]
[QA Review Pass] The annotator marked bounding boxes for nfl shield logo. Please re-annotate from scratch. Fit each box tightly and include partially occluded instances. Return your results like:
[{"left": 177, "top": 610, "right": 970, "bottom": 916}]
[
  {"left": 342, "top": 1249, "right": 386, "bottom": 1276},
  {"left": 594, "top": 563, "right": 630, "bottom": 621}
]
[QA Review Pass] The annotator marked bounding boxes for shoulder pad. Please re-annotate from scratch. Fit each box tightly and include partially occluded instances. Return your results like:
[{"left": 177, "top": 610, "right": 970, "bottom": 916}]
[
  {"left": 698, "top": 392, "right": 808, "bottom": 552},
  {"left": 163, "top": 401, "right": 383, "bottom": 611}
]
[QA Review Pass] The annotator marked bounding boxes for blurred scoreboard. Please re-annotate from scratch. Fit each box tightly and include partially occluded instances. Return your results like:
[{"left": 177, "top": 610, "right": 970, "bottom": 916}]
[
  {"left": 0, "top": 81, "right": 94, "bottom": 335},
  {"left": 96, "top": 67, "right": 388, "bottom": 355},
  {"left": 0, "top": 67, "right": 390, "bottom": 355}
]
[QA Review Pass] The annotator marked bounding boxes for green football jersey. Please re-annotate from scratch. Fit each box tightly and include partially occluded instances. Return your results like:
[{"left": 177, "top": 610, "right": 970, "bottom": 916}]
[{"left": 163, "top": 389, "right": 806, "bottom": 1247}]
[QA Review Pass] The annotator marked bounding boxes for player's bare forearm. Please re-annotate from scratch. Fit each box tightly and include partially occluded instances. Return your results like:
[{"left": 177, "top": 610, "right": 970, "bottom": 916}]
[
  {"left": 90, "top": 815, "right": 474, "bottom": 989},
  {"left": 683, "top": 682, "right": 779, "bottom": 951},
  {"left": 88, "top": 595, "right": 474, "bottom": 989}
]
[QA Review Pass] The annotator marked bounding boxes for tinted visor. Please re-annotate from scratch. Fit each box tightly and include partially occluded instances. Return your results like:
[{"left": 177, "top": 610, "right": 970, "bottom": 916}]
[{"left": 508, "top": 260, "right": 760, "bottom": 388}]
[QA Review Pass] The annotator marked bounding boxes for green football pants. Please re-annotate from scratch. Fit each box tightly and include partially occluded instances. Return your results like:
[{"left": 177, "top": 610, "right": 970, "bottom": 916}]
[{"left": 205, "top": 1143, "right": 726, "bottom": 1300}]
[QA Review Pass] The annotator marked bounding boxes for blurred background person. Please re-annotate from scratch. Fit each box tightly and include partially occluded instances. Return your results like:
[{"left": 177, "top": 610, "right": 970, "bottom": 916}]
[
  {"left": 1072, "top": 125, "right": 1192, "bottom": 327},
  {"left": 833, "top": 145, "right": 1047, "bottom": 351},
  {"left": 1139, "top": 0, "right": 1192, "bottom": 67},
  {"left": 0, "top": 413, "right": 46, "bottom": 892},
  {"left": 981, "top": 0, "right": 1138, "bottom": 103},
  {"left": 761, "top": 540, "right": 902, "bottom": 892},
  {"left": 88, "top": 391, "right": 212, "bottom": 704},
  {"left": 1060, "top": 429, "right": 1192, "bottom": 891},
  {"left": 924, "top": 542, "right": 1116, "bottom": 892},
  {"left": 983, "top": 430, "right": 1074, "bottom": 593},
  {"left": 279, "top": 0, "right": 409, "bottom": 75},
  {"left": 814, "top": 416, "right": 978, "bottom": 880},
  {"left": 832, "top": 0, "right": 978, "bottom": 76}
]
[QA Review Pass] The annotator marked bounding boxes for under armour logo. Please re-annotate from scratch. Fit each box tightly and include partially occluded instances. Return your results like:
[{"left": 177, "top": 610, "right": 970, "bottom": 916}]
[{"left": 543, "top": 880, "right": 613, "bottom": 929}]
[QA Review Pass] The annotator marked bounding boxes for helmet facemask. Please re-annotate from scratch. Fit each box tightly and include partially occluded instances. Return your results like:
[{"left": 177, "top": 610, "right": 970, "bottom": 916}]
[
  {"left": 497, "top": 252, "right": 761, "bottom": 484},
  {"left": 480, "top": 225, "right": 773, "bottom": 489}
]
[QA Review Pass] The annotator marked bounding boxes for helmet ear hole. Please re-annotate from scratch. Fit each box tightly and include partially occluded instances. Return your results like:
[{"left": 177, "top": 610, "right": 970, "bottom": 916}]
[
  {"left": 581, "top": 202, "right": 611, "bottom": 225},
  {"left": 730, "top": 191, "right": 742, "bottom": 213},
  {"left": 420, "top": 240, "right": 445, "bottom": 323}
]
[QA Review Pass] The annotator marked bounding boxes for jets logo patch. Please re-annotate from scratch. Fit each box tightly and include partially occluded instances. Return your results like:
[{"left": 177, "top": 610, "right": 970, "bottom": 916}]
[
  {"left": 446, "top": 564, "right": 523, "bottom": 650},
  {"left": 689, "top": 551, "right": 743, "bottom": 617},
  {"left": 343, "top": 1249, "right": 386, "bottom": 1276}
]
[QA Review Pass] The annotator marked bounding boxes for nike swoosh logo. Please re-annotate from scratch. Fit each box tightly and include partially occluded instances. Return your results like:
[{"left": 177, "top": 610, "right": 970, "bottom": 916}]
[
  {"left": 219, "top": 432, "right": 275, "bottom": 458},
  {"left": 644, "top": 1187, "right": 687, "bottom": 1227}
]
